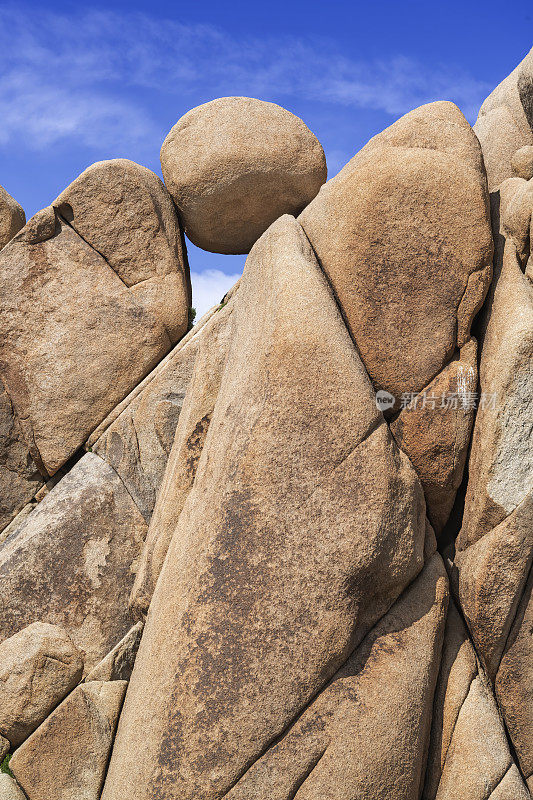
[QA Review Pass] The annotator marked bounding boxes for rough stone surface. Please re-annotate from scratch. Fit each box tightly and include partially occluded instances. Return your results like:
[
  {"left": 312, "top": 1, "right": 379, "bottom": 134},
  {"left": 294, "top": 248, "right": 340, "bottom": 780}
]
[
  {"left": 224, "top": 554, "right": 447, "bottom": 800},
  {"left": 299, "top": 101, "right": 493, "bottom": 401},
  {"left": 10, "top": 680, "right": 127, "bottom": 800},
  {"left": 0, "top": 453, "right": 147, "bottom": 671},
  {"left": 0, "top": 775, "right": 27, "bottom": 800},
  {"left": 0, "top": 736, "right": 9, "bottom": 762},
  {"left": 102, "top": 216, "right": 426, "bottom": 800},
  {"left": 475, "top": 47, "right": 533, "bottom": 190},
  {"left": 0, "top": 378, "right": 44, "bottom": 534},
  {"left": 85, "top": 622, "right": 144, "bottom": 683},
  {"left": 391, "top": 339, "right": 478, "bottom": 533},
  {"left": 0, "top": 186, "right": 25, "bottom": 250},
  {"left": 160, "top": 97, "right": 327, "bottom": 254},
  {"left": 0, "top": 622, "right": 83, "bottom": 747},
  {"left": 130, "top": 296, "right": 236, "bottom": 616},
  {"left": 0, "top": 204, "right": 180, "bottom": 476},
  {"left": 91, "top": 307, "right": 220, "bottom": 523}
]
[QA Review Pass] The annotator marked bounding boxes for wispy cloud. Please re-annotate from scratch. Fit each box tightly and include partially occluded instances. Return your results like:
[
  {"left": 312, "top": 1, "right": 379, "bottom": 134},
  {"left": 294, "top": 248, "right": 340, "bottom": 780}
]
[
  {"left": 190, "top": 269, "right": 241, "bottom": 321},
  {"left": 0, "top": 6, "right": 490, "bottom": 153}
]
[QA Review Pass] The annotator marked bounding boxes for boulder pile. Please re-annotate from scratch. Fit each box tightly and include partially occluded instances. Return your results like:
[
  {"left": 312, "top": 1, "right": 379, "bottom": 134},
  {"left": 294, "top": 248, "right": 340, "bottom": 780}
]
[{"left": 0, "top": 58, "right": 530, "bottom": 800}]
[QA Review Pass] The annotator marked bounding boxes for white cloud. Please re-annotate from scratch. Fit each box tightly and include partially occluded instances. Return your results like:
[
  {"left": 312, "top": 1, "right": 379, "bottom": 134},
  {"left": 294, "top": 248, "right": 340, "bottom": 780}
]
[
  {"left": 0, "top": 6, "right": 491, "bottom": 153},
  {"left": 190, "top": 269, "right": 242, "bottom": 322}
]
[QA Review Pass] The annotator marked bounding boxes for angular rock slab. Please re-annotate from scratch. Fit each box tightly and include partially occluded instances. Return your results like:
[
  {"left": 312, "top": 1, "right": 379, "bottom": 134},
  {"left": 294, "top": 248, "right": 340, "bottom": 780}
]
[
  {"left": 475, "top": 46, "right": 533, "bottom": 190},
  {"left": 130, "top": 296, "right": 236, "bottom": 616},
  {"left": 299, "top": 101, "right": 492, "bottom": 401},
  {"left": 0, "top": 205, "right": 177, "bottom": 476},
  {"left": 102, "top": 216, "right": 427, "bottom": 800},
  {"left": 0, "top": 452, "right": 147, "bottom": 671},
  {"left": 161, "top": 97, "right": 327, "bottom": 254},
  {"left": 0, "top": 622, "right": 84, "bottom": 747},
  {"left": 225, "top": 554, "right": 448, "bottom": 800},
  {"left": 85, "top": 622, "right": 143, "bottom": 683},
  {"left": 0, "top": 186, "right": 25, "bottom": 250},
  {"left": 91, "top": 301, "right": 221, "bottom": 524},
  {"left": 423, "top": 602, "right": 529, "bottom": 799},
  {"left": 391, "top": 339, "right": 478, "bottom": 534},
  {"left": 10, "top": 680, "right": 127, "bottom": 800}
]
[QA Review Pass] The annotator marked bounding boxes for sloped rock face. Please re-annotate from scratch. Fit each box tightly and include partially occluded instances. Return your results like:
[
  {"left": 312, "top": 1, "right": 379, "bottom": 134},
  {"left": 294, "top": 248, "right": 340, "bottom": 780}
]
[
  {"left": 10, "top": 680, "right": 127, "bottom": 800},
  {"left": 161, "top": 97, "right": 327, "bottom": 254},
  {"left": 102, "top": 215, "right": 427, "bottom": 800},
  {"left": 130, "top": 293, "right": 237, "bottom": 616},
  {"left": 0, "top": 186, "right": 25, "bottom": 250}
]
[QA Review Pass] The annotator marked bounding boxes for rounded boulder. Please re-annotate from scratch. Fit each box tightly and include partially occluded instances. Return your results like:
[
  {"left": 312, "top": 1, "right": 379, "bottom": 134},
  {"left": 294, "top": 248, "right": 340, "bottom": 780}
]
[{"left": 160, "top": 97, "right": 327, "bottom": 254}]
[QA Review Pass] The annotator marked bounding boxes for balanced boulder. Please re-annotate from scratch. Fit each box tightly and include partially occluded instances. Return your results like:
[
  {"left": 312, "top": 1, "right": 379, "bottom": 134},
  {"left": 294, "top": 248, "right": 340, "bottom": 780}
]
[{"left": 160, "top": 97, "right": 327, "bottom": 253}]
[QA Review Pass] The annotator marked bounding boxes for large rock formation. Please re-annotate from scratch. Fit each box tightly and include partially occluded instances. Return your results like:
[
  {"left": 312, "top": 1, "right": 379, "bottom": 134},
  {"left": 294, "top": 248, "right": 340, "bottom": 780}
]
[
  {"left": 161, "top": 97, "right": 327, "bottom": 253},
  {"left": 2, "top": 62, "right": 533, "bottom": 800}
]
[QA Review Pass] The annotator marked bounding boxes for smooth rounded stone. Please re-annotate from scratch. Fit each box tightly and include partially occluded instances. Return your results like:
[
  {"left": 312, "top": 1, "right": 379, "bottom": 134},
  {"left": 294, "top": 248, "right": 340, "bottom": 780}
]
[
  {"left": 0, "top": 774, "right": 27, "bottom": 800},
  {"left": 299, "top": 101, "right": 493, "bottom": 402},
  {"left": 10, "top": 680, "right": 127, "bottom": 800},
  {"left": 474, "top": 46, "right": 533, "bottom": 190},
  {"left": 101, "top": 216, "right": 426, "bottom": 800},
  {"left": 512, "top": 145, "right": 533, "bottom": 180},
  {"left": 0, "top": 622, "right": 84, "bottom": 747},
  {"left": 160, "top": 97, "right": 327, "bottom": 254},
  {"left": 0, "top": 186, "right": 25, "bottom": 251}
]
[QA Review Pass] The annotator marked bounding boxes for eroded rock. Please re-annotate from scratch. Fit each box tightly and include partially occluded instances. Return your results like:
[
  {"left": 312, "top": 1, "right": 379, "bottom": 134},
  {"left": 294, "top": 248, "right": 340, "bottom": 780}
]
[{"left": 0, "top": 186, "right": 25, "bottom": 250}]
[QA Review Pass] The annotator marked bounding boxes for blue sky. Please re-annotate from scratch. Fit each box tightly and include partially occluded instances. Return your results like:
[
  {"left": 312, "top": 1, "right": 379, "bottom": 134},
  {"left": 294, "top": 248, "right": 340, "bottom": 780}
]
[{"left": 1, "top": 0, "right": 532, "bottom": 316}]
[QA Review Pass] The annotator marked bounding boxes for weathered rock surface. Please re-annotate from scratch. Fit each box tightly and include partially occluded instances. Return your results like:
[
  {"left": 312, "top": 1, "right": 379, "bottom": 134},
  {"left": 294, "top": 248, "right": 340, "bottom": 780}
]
[
  {"left": 0, "top": 453, "right": 147, "bottom": 671},
  {"left": 10, "top": 680, "right": 127, "bottom": 800},
  {"left": 85, "top": 622, "right": 143, "bottom": 683},
  {"left": 0, "top": 775, "right": 27, "bottom": 800},
  {"left": 391, "top": 339, "right": 478, "bottom": 533},
  {"left": 423, "top": 602, "right": 529, "bottom": 799},
  {"left": 53, "top": 158, "right": 191, "bottom": 342},
  {"left": 130, "top": 295, "right": 236, "bottom": 616},
  {"left": 102, "top": 215, "right": 426, "bottom": 800},
  {"left": 299, "top": 101, "right": 492, "bottom": 402},
  {"left": 223, "top": 553, "right": 447, "bottom": 800},
  {"left": 475, "top": 46, "right": 533, "bottom": 190},
  {"left": 0, "top": 186, "right": 25, "bottom": 251},
  {"left": 160, "top": 97, "right": 327, "bottom": 253},
  {"left": 0, "top": 622, "right": 83, "bottom": 747},
  {"left": 0, "top": 736, "right": 9, "bottom": 762},
  {"left": 512, "top": 145, "right": 533, "bottom": 180},
  {"left": 0, "top": 201, "right": 185, "bottom": 476}
]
